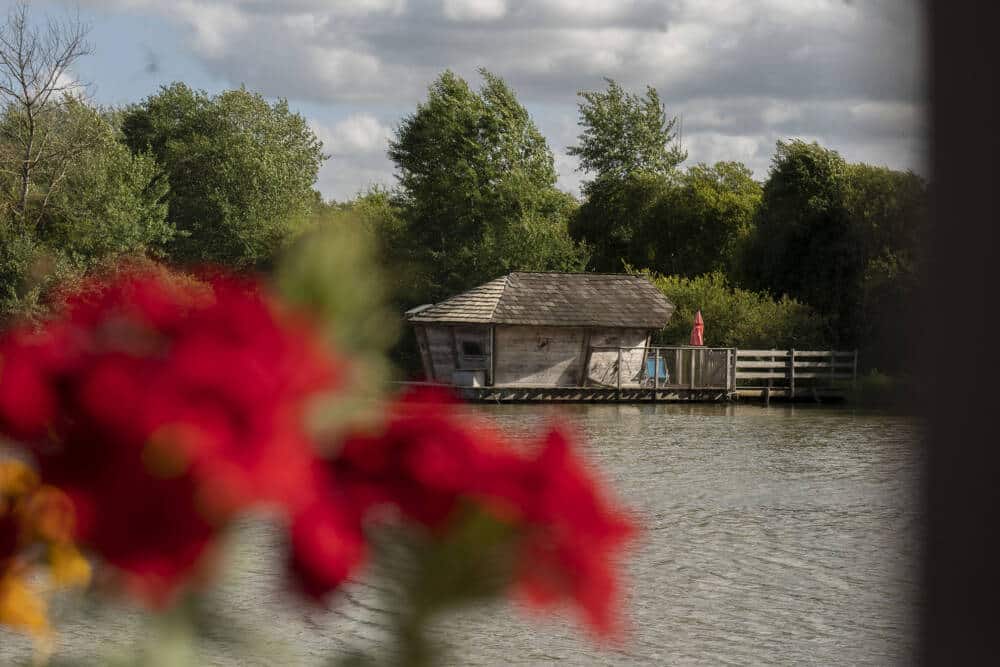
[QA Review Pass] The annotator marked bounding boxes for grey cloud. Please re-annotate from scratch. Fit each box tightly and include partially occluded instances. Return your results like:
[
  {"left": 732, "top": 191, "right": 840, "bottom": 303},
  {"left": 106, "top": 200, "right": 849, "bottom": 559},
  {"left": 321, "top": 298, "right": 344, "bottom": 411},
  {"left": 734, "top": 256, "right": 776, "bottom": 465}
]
[{"left": 59, "top": 0, "right": 927, "bottom": 197}]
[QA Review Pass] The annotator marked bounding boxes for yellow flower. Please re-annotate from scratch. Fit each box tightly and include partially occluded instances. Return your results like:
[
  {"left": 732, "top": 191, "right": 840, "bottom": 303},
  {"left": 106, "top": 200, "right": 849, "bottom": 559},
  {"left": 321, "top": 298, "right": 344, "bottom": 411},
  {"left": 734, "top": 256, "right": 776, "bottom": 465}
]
[
  {"left": 48, "top": 543, "right": 91, "bottom": 589},
  {"left": 0, "top": 570, "right": 50, "bottom": 639},
  {"left": 23, "top": 486, "right": 76, "bottom": 544},
  {"left": 0, "top": 459, "right": 39, "bottom": 500},
  {"left": 0, "top": 460, "right": 90, "bottom": 651}
]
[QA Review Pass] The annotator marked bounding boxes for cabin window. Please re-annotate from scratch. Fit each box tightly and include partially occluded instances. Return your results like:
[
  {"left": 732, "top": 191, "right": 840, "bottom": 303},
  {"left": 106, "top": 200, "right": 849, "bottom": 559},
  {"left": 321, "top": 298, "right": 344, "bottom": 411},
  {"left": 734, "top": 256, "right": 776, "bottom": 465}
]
[{"left": 461, "top": 340, "right": 484, "bottom": 356}]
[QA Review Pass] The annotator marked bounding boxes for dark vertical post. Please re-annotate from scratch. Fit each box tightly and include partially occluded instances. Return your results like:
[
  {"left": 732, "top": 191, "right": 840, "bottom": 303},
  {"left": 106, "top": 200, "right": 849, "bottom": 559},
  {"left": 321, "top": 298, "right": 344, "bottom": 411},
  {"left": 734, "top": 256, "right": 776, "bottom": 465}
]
[
  {"left": 577, "top": 329, "right": 591, "bottom": 388},
  {"left": 689, "top": 348, "right": 696, "bottom": 391},
  {"left": 852, "top": 349, "right": 858, "bottom": 392},
  {"left": 449, "top": 326, "right": 460, "bottom": 382},
  {"left": 767, "top": 350, "right": 774, "bottom": 396},
  {"left": 654, "top": 347, "right": 660, "bottom": 392},
  {"left": 727, "top": 348, "right": 734, "bottom": 397},
  {"left": 924, "top": 3, "right": 1000, "bottom": 661},
  {"left": 789, "top": 348, "right": 796, "bottom": 399},
  {"left": 617, "top": 346, "right": 623, "bottom": 397},
  {"left": 489, "top": 326, "right": 496, "bottom": 386}
]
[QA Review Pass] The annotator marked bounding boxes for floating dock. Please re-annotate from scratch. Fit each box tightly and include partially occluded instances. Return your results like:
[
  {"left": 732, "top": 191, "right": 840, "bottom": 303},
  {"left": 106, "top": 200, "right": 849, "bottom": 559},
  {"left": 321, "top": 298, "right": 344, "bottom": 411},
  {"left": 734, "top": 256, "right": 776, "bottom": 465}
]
[{"left": 402, "top": 347, "right": 858, "bottom": 403}]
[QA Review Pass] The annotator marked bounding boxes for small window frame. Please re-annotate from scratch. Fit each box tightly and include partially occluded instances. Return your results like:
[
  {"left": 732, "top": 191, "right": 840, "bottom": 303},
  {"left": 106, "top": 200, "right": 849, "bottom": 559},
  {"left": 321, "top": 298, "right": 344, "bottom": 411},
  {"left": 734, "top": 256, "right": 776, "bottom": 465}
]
[{"left": 461, "top": 340, "right": 485, "bottom": 357}]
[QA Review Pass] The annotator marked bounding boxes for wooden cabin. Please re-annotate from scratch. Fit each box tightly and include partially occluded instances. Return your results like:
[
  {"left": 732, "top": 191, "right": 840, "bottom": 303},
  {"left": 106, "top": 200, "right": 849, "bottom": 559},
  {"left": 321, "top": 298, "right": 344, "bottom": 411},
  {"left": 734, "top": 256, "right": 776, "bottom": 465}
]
[{"left": 406, "top": 272, "right": 675, "bottom": 388}]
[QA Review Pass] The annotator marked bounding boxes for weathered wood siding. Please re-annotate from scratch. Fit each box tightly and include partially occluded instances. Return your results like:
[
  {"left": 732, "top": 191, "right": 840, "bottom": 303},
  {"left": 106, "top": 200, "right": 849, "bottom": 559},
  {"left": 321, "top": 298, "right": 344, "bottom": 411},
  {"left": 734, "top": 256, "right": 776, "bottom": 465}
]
[
  {"left": 423, "top": 326, "right": 456, "bottom": 382},
  {"left": 586, "top": 329, "right": 650, "bottom": 387},
  {"left": 417, "top": 325, "right": 493, "bottom": 383},
  {"left": 424, "top": 324, "right": 657, "bottom": 389},
  {"left": 493, "top": 326, "right": 585, "bottom": 387},
  {"left": 413, "top": 324, "right": 434, "bottom": 380}
]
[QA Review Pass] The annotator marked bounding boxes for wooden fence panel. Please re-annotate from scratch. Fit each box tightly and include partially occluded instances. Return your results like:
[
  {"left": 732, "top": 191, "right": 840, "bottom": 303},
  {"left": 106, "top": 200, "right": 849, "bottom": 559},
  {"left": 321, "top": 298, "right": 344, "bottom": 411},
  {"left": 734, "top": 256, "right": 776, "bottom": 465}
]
[{"left": 733, "top": 348, "right": 858, "bottom": 394}]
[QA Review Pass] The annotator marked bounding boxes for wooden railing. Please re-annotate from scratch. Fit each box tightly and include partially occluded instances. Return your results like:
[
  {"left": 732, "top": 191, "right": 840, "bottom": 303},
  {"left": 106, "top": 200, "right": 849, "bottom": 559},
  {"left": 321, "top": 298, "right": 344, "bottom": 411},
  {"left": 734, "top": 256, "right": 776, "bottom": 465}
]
[
  {"left": 589, "top": 346, "right": 737, "bottom": 393},
  {"left": 586, "top": 346, "right": 858, "bottom": 400},
  {"left": 734, "top": 349, "right": 858, "bottom": 398}
]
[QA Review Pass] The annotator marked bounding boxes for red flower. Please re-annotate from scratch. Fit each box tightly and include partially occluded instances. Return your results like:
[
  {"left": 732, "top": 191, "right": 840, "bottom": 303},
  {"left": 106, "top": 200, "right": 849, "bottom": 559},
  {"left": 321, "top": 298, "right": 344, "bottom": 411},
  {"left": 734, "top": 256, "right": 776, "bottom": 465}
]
[
  {"left": 293, "top": 387, "right": 636, "bottom": 636},
  {"left": 329, "top": 388, "right": 529, "bottom": 527},
  {"left": 0, "top": 267, "right": 342, "bottom": 604},
  {"left": 288, "top": 481, "right": 366, "bottom": 600},
  {"left": 512, "top": 429, "right": 636, "bottom": 637}
]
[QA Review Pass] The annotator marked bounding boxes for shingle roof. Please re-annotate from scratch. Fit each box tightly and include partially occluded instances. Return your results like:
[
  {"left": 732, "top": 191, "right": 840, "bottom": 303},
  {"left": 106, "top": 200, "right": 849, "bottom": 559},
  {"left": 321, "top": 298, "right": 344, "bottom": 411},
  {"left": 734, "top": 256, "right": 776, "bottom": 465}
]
[{"left": 406, "top": 272, "right": 674, "bottom": 328}]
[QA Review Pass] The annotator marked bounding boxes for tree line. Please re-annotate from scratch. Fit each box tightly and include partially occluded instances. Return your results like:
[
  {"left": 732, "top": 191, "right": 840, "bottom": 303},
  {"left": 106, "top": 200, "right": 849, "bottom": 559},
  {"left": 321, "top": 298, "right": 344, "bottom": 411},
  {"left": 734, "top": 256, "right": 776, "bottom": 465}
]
[
  {"left": 350, "top": 71, "right": 926, "bottom": 376},
  {"left": 0, "top": 3, "right": 925, "bottom": 379}
]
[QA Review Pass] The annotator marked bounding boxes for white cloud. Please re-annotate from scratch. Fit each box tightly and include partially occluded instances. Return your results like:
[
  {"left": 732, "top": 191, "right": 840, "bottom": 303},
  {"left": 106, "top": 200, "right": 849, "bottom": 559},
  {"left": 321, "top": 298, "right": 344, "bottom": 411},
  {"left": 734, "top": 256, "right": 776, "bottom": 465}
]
[
  {"left": 311, "top": 114, "right": 396, "bottom": 200},
  {"left": 60, "top": 0, "right": 927, "bottom": 198},
  {"left": 442, "top": 0, "right": 507, "bottom": 22},
  {"left": 174, "top": 1, "right": 249, "bottom": 57},
  {"left": 316, "top": 114, "right": 392, "bottom": 156}
]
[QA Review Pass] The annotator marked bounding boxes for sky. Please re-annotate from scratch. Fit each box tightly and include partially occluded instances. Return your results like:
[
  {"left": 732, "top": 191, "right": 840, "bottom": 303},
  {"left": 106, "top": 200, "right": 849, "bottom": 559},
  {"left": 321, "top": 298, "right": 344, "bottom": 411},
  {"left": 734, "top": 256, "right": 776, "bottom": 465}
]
[{"left": 26, "top": 0, "right": 927, "bottom": 201}]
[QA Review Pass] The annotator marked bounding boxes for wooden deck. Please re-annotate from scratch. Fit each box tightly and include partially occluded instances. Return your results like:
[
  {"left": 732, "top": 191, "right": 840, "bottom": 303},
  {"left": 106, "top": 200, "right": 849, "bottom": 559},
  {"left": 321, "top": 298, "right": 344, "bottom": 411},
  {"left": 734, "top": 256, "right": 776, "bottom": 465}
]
[
  {"left": 455, "top": 386, "right": 733, "bottom": 403},
  {"left": 400, "top": 346, "right": 858, "bottom": 403}
]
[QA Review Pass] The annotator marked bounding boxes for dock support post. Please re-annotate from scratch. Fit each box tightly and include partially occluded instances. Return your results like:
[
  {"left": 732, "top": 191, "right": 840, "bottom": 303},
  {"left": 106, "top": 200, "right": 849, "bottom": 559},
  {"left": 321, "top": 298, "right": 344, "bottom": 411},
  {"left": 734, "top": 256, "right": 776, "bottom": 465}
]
[
  {"left": 767, "top": 350, "right": 774, "bottom": 398},
  {"left": 724, "top": 348, "right": 732, "bottom": 399},
  {"left": 689, "top": 348, "right": 696, "bottom": 392},
  {"left": 653, "top": 347, "right": 660, "bottom": 398},
  {"left": 829, "top": 350, "right": 835, "bottom": 393},
  {"left": 789, "top": 348, "right": 795, "bottom": 400}
]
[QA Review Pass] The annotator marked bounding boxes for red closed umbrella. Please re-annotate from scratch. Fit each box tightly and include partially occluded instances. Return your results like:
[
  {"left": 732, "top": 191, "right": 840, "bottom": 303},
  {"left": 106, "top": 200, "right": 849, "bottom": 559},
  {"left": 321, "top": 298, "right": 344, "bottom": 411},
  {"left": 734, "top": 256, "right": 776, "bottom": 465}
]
[{"left": 690, "top": 310, "right": 704, "bottom": 346}]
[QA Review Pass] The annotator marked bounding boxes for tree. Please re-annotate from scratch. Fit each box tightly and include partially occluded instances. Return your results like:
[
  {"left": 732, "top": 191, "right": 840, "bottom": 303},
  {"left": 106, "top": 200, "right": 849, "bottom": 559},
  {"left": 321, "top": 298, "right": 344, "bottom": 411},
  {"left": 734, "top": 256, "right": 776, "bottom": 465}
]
[
  {"left": 29, "top": 100, "right": 172, "bottom": 264},
  {"left": 567, "top": 78, "right": 686, "bottom": 186},
  {"left": 0, "top": 0, "right": 91, "bottom": 226},
  {"left": 569, "top": 172, "right": 670, "bottom": 272},
  {"left": 843, "top": 163, "right": 927, "bottom": 372},
  {"left": 739, "top": 140, "right": 859, "bottom": 338},
  {"left": 0, "top": 98, "right": 173, "bottom": 323},
  {"left": 122, "top": 83, "right": 325, "bottom": 268},
  {"left": 640, "top": 162, "right": 762, "bottom": 277},
  {"left": 567, "top": 79, "right": 686, "bottom": 272},
  {"left": 738, "top": 139, "right": 928, "bottom": 368},
  {"left": 388, "top": 69, "right": 587, "bottom": 301}
]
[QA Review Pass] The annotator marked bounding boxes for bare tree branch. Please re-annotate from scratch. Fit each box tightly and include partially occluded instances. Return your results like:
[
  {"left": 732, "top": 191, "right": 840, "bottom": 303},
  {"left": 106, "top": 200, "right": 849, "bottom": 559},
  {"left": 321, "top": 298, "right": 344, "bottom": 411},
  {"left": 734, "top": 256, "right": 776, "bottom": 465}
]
[{"left": 0, "top": 0, "right": 91, "bottom": 227}]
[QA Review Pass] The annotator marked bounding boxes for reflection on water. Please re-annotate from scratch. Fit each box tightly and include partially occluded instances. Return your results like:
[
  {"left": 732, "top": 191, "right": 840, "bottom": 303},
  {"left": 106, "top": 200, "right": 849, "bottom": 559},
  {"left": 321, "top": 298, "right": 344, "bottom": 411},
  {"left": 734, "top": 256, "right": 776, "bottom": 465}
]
[{"left": 1, "top": 404, "right": 922, "bottom": 666}]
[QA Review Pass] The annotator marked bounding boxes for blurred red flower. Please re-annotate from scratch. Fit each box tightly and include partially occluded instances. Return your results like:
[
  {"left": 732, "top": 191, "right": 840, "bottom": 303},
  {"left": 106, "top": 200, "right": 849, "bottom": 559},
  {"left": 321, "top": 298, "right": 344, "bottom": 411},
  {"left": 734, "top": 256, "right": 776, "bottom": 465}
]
[
  {"left": 0, "top": 266, "right": 637, "bottom": 640},
  {"left": 0, "top": 268, "right": 342, "bottom": 604},
  {"left": 511, "top": 429, "right": 636, "bottom": 637},
  {"left": 294, "top": 387, "right": 636, "bottom": 637}
]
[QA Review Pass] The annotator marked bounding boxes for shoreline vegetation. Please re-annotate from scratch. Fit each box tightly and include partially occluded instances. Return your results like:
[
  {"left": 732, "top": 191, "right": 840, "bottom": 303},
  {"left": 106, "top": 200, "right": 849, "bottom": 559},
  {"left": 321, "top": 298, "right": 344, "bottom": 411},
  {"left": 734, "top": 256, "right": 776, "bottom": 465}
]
[{"left": 0, "top": 7, "right": 924, "bottom": 409}]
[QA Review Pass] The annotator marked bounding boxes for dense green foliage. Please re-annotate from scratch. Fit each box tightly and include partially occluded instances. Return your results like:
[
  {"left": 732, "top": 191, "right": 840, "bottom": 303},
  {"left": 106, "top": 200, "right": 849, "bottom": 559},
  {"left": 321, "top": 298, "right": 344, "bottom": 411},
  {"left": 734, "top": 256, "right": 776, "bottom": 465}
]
[
  {"left": 739, "top": 140, "right": 926, "bottom": 370},
  {"left": 570, "top": 172, "right": 670, "bottom": 273},
  {"left": 647, "top": 162, "right": 761, "bottom": 277},
  {"left": 640, "top": 271, "right": 827, "bottom": 349},
  {"left": 573, "top": 161, "right": 762, "bottom": 275},
  {"left": 567, "top": 78, "right": 686, "bottom": 183},
  {"left": 121, "top": 83, "right": 324, "bottom": 268},
  {"left": 388, "top": 69, "right": 587, "bottom": 302},
  {"left": 0, "top": 98, "right": 172, "bottom": 322},
  {"left": 31, "top": 103, "right": 172, "bottom": 264}
]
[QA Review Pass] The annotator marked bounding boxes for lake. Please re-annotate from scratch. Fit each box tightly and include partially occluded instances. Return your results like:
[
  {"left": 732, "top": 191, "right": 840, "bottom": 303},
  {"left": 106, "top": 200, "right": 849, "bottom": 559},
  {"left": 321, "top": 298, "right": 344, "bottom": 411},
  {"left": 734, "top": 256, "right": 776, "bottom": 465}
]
[{"left": 1, "top": 403, "right": 922, "bottom": 665}]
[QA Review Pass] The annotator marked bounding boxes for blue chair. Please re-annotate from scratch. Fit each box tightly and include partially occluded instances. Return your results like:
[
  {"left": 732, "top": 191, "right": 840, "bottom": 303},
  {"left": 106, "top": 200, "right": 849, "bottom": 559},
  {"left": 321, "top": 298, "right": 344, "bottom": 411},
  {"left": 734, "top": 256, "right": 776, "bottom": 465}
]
[{"left": 645, "top": 357, "right": 669, "bottom": 385}]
